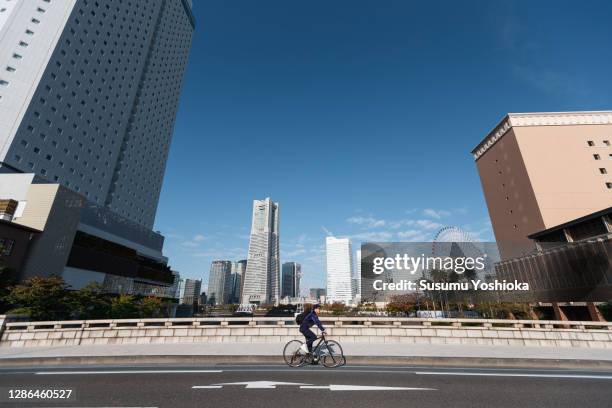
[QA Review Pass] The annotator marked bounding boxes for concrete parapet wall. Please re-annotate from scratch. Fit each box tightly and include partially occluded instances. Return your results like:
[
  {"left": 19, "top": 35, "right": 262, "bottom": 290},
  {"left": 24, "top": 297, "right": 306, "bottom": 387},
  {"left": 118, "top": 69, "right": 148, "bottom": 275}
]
[{"left": 1, "top": 316, "right": 611, "bottom": 348}]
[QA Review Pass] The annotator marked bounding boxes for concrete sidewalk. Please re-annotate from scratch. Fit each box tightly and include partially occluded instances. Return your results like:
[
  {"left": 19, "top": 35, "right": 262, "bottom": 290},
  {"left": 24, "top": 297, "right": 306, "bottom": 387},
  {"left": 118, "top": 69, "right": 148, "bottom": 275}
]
[{"left": 1, "top": 342, "right": 612, "bottom": 368}]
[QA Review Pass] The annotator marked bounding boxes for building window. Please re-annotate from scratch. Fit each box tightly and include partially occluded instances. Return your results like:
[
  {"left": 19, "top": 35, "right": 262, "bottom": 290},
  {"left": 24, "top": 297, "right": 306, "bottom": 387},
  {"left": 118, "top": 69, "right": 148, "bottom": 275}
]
[
  {"left": 606, "top": 182, "right": 612, "bottom": 189},
  {"left": 600, "top": 168, "right": 608, "bottom": 174},
  {"left": 0, "top": 238, "right": 15, "bottom": 257},
  {"left": 594, "top": 154, "right": 601, "bottom": 160},
  {"left": 605, "top": 140, "right": 611, "bottom": 146},
  {"left": 587, "top": 140, "right": 595, "bottom": 146}
]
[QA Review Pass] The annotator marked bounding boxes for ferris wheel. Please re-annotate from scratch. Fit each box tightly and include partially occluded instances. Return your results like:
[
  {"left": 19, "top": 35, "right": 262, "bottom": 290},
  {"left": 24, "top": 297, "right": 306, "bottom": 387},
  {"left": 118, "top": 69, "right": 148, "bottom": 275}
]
[{"left": 431, "top": 226, "right": 482, "bottom": 260}]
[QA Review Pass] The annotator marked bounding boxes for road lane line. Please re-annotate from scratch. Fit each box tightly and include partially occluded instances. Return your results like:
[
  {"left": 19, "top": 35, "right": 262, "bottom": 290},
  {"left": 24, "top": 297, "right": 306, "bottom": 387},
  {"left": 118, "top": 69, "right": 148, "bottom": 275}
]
[
  {"left": 192, "top": 386, "right": 223, "bottom": 389},
  {"left": 35, "top": 370, "right": 223, "bottom": 375},
  {"left": 300, "top": 385, "right": 436, "bottom": 391},
  {"left": 415, "top": 372, "right": 612, "bottom": 380}
]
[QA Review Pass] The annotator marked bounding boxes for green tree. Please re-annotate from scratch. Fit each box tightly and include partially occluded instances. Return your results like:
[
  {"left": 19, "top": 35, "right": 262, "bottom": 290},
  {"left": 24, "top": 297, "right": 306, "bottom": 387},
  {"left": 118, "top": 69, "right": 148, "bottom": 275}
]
[
  {"left": 327, "top": 302, "right": 347, "bottom": 316},
  {"left": 3, "top": 276, "right": 72, "bottom": 321},
  {"left": 0, "top": 264, "right": 16, "bottom": 313},
  {"left": 71, "top": 283, "right": 111, "bottom": 319},
  {"left": 110, "top": 294, "right": 139, "bottom": 319},
  {"left": 138, "top": 296, "right": 163, "bottom": 318}
]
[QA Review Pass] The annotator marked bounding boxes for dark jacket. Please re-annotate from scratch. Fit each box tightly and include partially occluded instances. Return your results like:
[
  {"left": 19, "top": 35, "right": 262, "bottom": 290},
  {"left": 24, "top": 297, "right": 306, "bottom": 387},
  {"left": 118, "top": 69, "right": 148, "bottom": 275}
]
[{"left": 299, "top": 310, "right": 325, "bottom": 332}]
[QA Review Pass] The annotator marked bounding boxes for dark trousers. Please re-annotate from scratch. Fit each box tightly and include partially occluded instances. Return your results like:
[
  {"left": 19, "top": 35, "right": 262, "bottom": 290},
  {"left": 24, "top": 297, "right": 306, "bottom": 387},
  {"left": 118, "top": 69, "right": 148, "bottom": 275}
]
[{"left": 300, "top": 327, "right": 317, "bottom": 352}]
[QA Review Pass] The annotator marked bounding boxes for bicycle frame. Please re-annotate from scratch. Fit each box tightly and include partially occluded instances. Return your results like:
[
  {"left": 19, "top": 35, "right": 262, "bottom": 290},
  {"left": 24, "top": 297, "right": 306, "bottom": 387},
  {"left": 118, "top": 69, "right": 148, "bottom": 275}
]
[{"left": 311, "top": 335, "right": 331, "bottom": 358}]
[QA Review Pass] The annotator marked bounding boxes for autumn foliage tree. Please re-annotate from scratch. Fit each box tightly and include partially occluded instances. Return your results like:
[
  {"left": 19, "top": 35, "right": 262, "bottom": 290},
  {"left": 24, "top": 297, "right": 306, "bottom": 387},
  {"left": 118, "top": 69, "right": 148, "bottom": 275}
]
[{"left": 385, "top": 294, "right": 416, "bottom": 316}]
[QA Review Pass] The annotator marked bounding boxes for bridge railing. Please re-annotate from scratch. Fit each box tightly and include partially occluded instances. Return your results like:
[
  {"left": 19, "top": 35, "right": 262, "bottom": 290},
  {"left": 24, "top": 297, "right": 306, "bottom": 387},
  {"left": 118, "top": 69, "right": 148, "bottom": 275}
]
[{"left": 2, "top": 316, "right": 611, "bottom": 332}]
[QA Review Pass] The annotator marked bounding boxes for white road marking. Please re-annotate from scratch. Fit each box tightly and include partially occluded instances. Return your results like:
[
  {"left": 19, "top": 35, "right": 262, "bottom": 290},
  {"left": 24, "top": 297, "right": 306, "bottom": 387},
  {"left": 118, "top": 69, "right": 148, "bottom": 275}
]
[
  {"left": 300, "top": 385, "right": 436, "bottom": 391},
  {"left": 192, "top": 386, "right": 223, "bottom": 389},
  {"left": 212, "top": 381, "right": 312, "bottom": 389},
  {"left": 35, "top": 370, "right": 223, "bottom": 375},
  {"left": 415, "top": 372, "right": 612, "bottom": 380}
]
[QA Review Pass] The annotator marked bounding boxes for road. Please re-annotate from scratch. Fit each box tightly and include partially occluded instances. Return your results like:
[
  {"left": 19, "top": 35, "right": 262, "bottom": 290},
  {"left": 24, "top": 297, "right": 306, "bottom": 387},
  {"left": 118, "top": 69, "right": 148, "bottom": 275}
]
[{"left": 0, "top": 364, "right": 611, "bottom": 407}]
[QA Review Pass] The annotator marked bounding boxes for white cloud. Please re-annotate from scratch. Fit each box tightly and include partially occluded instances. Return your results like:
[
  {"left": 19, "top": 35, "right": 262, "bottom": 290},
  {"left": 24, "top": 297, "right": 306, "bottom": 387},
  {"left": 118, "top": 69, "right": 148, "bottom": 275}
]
[
  {"left": 193, "top": 234, "right": 206, "bottom": 242},
  {"left": 396, "top": 230, "right": 421, "bottom": 239},
  {"left": 422, "top": 208, "right": 451, "bottom": 219},
  {"left": 415, "top": 219, "right": 444, "bottom": 230},
  {"left": 346, "top": 216, "right": 386, "bottom": 228},
  {"left": 348, "top": 231, "right": 394, "bottom": 241}
]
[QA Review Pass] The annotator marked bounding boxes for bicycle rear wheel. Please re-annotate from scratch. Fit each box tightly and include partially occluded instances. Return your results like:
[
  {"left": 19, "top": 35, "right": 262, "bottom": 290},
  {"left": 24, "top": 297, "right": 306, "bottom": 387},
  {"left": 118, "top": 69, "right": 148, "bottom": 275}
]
[
  {"left": 283, "top": 340, "right": 307, "bottom": 367},
  {"left": 321, "top": 340, "right": 345, "bottom": 368}
]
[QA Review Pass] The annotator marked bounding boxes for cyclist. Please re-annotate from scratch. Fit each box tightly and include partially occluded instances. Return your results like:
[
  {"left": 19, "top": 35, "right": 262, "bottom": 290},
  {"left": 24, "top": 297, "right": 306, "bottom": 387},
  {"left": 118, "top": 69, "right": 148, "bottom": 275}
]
[{"left": 299, "top": 303, "right": 326, "bottom": 363}]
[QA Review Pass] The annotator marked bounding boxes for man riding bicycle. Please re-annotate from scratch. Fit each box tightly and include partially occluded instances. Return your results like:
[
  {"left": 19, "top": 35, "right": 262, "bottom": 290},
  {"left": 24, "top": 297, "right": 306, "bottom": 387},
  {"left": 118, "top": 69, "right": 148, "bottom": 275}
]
[{"left": 299, "top": 304, "right": 326, "bottom": 362}]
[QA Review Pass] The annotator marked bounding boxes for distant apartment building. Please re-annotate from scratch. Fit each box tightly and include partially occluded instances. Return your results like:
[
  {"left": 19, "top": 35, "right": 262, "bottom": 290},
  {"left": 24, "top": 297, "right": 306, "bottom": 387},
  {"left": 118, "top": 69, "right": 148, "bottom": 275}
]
[
  {"left": 472, "top": 111, "right": 612, "bottom": 260},
  {"left": 281, "top": 262, "right": 301, "bottom": 298},
  {"left": 208, "top": 260, "right": 232, "bottom": 305},
  {"left": 326, "top": 236, "right": 353, "bottom": 304},
  {"left": 242, "top": 198, "right": 280, "bottom": 304},
  {"left": 0, "top": 1, "right": 194, "bottom": 292},
  {"left": 181, "top": 278, "right": 201, "bottom": 306}
]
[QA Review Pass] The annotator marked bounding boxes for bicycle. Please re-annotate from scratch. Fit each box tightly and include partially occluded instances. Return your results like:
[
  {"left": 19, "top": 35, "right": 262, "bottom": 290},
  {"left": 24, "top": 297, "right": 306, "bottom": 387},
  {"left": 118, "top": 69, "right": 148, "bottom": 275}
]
[{"left": 283, "top": 332, "right": 346, "bottom": 368}]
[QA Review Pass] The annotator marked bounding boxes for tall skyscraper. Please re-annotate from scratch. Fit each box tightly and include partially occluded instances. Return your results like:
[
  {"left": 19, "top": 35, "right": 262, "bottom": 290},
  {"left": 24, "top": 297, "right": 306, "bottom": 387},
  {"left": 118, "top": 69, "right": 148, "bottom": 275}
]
[
  {"left": 241, "top": 198, "right": 280, "bottom": 304},
  {"left": 325, "top": 236, "right": 353, "bottom": 304},
  {"left": 0, "top": 0, "right": 195, "bottom": 228},
  {"left": 208, "top": 260, "right": 232, "bottom": 305},
  {"left": 230, "top": 260, "right": 247, "bottom": 304},
  {"left": 281, "top": 262, "right": 301, "bottom": 298},
  {"left": 181, "top": 278, "right": 201, "bottom": 306},
  {"left": 472, "top": 111, "right": 612, "bottom": 260}
]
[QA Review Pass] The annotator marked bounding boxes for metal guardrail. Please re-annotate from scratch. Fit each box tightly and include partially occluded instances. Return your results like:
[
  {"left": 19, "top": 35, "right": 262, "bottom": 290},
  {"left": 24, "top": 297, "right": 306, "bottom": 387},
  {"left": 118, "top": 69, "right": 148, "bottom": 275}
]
[{"left": 2, "top": 316, "right": 611, "bottom": 332}]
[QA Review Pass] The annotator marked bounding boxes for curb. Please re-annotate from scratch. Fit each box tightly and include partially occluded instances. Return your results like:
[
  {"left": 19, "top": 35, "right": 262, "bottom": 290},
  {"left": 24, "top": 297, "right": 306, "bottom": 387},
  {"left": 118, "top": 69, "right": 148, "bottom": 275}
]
[{"left": 1, "top": 355, "right": 612, "bottom": 369}]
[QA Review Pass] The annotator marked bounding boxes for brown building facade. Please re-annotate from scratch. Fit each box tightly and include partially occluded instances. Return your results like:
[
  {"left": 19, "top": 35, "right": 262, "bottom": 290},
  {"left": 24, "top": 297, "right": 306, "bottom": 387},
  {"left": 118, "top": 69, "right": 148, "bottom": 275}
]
[{"left": 472, "top": 111, "right": 612, "bottom": 260}]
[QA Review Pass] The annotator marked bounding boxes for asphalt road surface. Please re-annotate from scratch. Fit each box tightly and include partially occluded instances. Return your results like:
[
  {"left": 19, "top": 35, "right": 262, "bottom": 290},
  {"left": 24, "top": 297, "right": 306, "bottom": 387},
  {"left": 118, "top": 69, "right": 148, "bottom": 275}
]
[{"left": 1, "top": 364, "right": 611, "bottom": 408}]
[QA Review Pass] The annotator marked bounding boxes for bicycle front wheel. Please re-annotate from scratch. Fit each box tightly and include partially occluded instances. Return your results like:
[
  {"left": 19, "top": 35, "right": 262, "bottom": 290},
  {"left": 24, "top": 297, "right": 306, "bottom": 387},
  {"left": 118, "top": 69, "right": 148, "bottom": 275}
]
[
  {"left": 321, "top": 340, "right": 345, "bottom": 368},
  {"left": 283, "top": 340, "right": 307, "bottom": 367}
]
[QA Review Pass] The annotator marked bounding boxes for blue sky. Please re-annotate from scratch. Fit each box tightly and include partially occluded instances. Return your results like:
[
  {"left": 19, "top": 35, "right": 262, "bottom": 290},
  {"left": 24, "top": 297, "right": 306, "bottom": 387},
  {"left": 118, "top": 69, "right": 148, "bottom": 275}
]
[{"left": 154, "top": 0, "right": 612, "bottom": 293}]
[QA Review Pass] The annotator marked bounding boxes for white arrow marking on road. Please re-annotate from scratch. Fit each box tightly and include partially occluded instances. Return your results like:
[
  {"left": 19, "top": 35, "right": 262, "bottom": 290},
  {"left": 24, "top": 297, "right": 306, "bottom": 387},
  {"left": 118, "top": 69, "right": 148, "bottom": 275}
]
[
  {"left": 209, "top": 381, "right": 313, "bottom": 389},
  {"left": 300, "top": 385, "right": 436, "bottom": 391}
]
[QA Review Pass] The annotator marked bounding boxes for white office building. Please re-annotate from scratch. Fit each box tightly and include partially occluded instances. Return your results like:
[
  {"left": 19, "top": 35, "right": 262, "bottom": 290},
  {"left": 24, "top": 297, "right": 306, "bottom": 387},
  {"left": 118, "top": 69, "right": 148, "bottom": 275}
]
[
  {"left": 352, "top": 249, "right": 361, "bottom": 304},
  {"left": 326, "top": 236, "right": 353, "bottom": 304},
  {"left": 0, "top": 0, "right": 195, "bottom": 228},
  {"left": 241, "top": 198, "right": 280, "bottom": 305}
]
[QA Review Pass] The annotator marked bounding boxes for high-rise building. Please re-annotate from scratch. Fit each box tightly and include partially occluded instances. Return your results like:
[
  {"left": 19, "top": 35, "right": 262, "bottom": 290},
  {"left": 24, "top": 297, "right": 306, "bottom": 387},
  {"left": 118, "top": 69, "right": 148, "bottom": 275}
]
[
  {"left": 281, "top": 262, "right": 301, "bottom": 298},
  {"left": 0, "top": 0, "right": 195, "bottom": 228},
  {"left": 352, "top": 249, "right": 361, "bottom": 304},
  {"left": 0, "top": 1, "right": 194, "bottom": 291},
  {"left": 229, "top": 260, "right": 247, "bottom": 304},
  {"left": 181, "top": 278, "right": 201, "bottom": 306},
  {"left": 241, "top": 198, "right": 280, "bottom": 304},
  {"left": 325, "top": 236, "right": 353, "bottom": 304},
  {"left": 208, "top": 260, "right": 232, "bottom": 305},
  {"left": 472, "top": 111, "right": 612, "bottom": 260}
]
